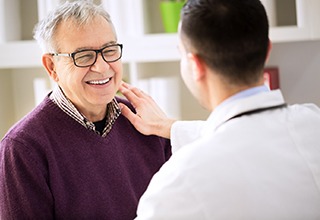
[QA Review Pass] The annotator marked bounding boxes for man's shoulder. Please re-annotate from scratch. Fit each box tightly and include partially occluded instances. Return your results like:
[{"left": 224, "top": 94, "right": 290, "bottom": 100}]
[
  {"left": 115, "top": 96, "right": 135, "bottom": 112},
  {"left": 1, "top": 98, "right": 59, "bottom": 142}
]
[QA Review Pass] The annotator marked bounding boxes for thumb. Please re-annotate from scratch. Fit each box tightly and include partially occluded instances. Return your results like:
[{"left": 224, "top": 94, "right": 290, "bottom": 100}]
[
  {"left": 119, "top": 103, "right": 134, "bottom": 119},
  {"left": 119, "top": 103, "right": 140, "bottom": 125},
  {"left": 119, "top": 103, "right": 151, "bottom": 135}
]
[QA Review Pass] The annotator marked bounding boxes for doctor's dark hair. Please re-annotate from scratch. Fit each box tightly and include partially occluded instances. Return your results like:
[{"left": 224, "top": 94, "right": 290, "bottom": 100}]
[{"left": 180, "top": 0, "right": 269, "bottom": 86}]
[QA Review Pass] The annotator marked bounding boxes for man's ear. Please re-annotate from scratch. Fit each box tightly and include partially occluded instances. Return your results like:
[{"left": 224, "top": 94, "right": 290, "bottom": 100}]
[
  {"left": 187, "top": 53, "right": 206, "bottom": 81},
  {"left": 265, "top": 39, "right": 272, "bottom": 63},
  {"left": 42, "top": 54, "right": 59, "bottom": 82}
]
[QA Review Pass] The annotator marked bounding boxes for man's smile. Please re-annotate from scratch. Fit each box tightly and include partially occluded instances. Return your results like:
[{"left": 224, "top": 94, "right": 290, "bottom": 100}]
[{"left": 86, "top": 77, "right": 112, "bottom": 85}]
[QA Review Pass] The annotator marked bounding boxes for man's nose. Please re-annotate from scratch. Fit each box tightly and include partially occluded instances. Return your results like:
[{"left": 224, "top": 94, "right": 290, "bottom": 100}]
[{"left": 91, "top": 52, "right": 110, "bottom": 71}]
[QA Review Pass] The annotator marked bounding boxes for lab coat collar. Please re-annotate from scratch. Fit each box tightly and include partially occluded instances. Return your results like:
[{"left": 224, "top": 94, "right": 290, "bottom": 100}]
[{"left": 201, "top": 89, "right": 286, "bottom": 137}]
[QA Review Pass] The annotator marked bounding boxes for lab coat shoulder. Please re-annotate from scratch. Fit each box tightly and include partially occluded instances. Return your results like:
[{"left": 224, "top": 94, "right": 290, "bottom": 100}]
[
  {"left": 136, "top": 128, "right": 252, "bottom": 219},
  {"left": 135, "top": 136, "right": 221, "bottom": 220},
  {"left": 170, "top": 120, "right": 206, "bottom": 153}
]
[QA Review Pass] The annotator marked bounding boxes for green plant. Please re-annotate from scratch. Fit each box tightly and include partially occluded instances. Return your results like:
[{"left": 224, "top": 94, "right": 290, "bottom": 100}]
[
  {"left": 161, "top": 0, "right": 184, "bottom": 2},
  {"left": 160, "top": 0, "right": 185, "bottom": 33}
]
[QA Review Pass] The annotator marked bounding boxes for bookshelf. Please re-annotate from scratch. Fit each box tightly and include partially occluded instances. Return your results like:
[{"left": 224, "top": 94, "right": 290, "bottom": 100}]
[{"left": 1, "top": 0, "right": 320, "bottom": 137}]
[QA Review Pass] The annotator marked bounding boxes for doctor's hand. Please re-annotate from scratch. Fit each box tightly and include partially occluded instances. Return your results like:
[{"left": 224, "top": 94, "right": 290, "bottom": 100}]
[{"left": 119, "top": 82, "right": 176, "bottom": 139}]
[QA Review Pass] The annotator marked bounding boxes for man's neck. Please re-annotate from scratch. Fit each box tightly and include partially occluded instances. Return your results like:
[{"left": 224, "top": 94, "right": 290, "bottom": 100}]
[{"left": 206, "top": 74, "right": 265, "bottom": 111}]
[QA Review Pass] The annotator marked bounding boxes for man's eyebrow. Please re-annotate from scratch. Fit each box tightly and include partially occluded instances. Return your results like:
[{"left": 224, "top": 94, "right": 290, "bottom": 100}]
[{"left": 73, "top": 41, "right": 118, "bottom": 52}]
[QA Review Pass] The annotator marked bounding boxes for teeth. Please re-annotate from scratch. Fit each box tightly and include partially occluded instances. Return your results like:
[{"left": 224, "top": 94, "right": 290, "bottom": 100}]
[{"left": 87, "top": 78, "right": 111, "bottom": 85}]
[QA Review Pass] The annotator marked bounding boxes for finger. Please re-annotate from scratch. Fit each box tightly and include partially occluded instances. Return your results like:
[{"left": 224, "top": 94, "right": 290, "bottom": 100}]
[
  {"left": 119, "top": 103, "right": 147, "bottom": 133},
  {"left": 119, "top": 81, "right": 129, "bottom": 92},
  {"left": 121, "top": 81, "right": 131, "bottom": 90},
  {"left": 121, "top": 81, "right": 135, "bottom": 91},
  {"left": 119, "top": 86, "right": 140, "bottom": 108},
  {"left": 120, "top": 81, "right": 148, "bottom": 98},
  {"left": 120, "top": 85, "right": 153, "bottom": 111},
  {"left": 120, "top": 103, "right": 137, "bottom": 119},
  {"left": 120, "top": 82, "right": 140, "bottom": 97}
]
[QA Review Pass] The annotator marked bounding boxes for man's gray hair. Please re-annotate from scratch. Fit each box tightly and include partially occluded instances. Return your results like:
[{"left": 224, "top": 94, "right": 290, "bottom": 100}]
[{"left": 33, "top": 0, "right": 115, "bottom": 53}]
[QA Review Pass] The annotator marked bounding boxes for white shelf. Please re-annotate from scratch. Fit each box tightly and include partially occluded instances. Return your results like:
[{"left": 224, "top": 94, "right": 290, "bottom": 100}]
[
  {"left": 1, "top": 0, "right": 320, "bottom": 68},
  {"left": 270, "top": 26, "right": 313, "bottom": 43},
  {"left": 0, "top": 41, "right": 42, "bottom": 68},
  {"left": 122, "top": 34, "right": 180, "bottom": 63},
  {"left": 1, "top": 0, "right": 320, "bottom": 138},
  {"left": 5, "top": 25, "right": 320, "bottom": 69},
  {"left": 0, "top": 34, "right": 180, "bottom": 69}
]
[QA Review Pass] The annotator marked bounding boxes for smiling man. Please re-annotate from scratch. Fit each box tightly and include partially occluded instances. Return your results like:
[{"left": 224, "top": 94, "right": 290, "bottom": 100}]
[{"left": 0, "top": 1, "right": 171, "bottom": 219}]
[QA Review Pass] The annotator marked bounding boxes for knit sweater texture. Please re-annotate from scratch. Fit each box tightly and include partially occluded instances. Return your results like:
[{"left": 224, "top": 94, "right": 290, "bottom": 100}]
[{"left": 0, "top": 96, "right": 171, "bottom": 219}]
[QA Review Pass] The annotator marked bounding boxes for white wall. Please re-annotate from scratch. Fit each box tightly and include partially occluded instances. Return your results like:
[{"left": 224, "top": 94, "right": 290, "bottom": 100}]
[
  {"left": 267, "top": 40, "right": 320, "bottom": 106},
  {"left": 11, "top": 68, "right": 49, "bottom": 121},
  {"left": 0, "top": 70, "right": 14, "bottom": 136}
]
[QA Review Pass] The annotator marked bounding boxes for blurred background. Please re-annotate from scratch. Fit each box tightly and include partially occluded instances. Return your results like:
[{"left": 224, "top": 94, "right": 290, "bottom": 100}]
[{"left": 1, "top": 0, "right": 320, "bottom": 138}]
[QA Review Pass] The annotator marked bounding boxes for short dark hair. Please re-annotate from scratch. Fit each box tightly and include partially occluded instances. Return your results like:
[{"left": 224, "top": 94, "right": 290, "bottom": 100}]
[{"left": 181, "top": 0, "right": 269, "bottom": 86}]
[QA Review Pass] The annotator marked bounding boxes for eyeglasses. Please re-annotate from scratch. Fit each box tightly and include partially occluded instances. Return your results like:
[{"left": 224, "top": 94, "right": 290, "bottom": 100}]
[{"left": 50, "top": 44, "right": 123, "bottom": 68}]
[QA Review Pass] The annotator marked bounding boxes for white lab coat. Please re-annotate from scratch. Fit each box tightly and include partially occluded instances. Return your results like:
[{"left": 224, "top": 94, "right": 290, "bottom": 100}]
[{"left": 136, "top": 90, "right": 320, "bottom": 220}]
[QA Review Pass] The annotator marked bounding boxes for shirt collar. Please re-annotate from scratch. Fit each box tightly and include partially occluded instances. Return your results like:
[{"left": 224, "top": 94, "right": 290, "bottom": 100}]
[
  {"left": 200, "top": 88, "right": 285, "bottom": 137},
  {"left": 49, "top": 86, "right": 121, "bottom": 137},
  {"left": 215, "top": 85, "right": 270, "bottom": 112}
]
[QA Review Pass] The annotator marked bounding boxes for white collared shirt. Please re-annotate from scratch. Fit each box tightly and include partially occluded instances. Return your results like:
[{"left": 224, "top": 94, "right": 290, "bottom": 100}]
[{"left": 50, "top": 86, "right": 121, "bottom": 137}]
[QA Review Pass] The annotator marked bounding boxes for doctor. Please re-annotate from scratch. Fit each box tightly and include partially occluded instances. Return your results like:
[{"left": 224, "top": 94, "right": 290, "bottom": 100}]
[{"left": 120, "top": 0, "right": 320, "bottom": 219}]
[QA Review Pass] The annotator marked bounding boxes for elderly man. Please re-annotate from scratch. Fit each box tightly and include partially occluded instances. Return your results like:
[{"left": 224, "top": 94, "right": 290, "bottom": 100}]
[{"left": 0, "top": 1, "right": 171, "bottom": 219}]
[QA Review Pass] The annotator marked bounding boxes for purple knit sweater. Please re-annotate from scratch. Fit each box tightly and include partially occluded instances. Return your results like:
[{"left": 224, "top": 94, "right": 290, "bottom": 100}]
[{"left": 0, "top": 96, "right": 171, "bottom": 219}]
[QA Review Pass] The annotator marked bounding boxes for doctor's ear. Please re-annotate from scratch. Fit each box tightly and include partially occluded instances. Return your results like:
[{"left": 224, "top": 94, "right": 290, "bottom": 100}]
[
  {"left": 265, "top": 40, "right": 272, "bottom": 63},
  {"left": 187, "top": 53, "right": 206, "bottom": 81},
  {"left": 42, "top": 54, "right": 59, "bottom": 82}
]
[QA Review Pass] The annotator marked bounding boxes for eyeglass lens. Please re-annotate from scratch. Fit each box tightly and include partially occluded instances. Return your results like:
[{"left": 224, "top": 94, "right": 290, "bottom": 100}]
[{"left": 73, "top": 45, "right": 122, "bottom": 67}]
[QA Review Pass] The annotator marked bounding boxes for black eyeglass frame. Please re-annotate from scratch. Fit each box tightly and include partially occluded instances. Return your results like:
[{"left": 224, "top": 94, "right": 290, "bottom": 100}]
[{"left": 50, "top": 43, "right": 123, "bottom": 68}]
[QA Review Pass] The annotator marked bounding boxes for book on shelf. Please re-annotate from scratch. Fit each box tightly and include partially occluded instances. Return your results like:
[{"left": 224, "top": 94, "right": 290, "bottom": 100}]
[{"left": 263, "top": 67, "right": 280, "bottom": 90}]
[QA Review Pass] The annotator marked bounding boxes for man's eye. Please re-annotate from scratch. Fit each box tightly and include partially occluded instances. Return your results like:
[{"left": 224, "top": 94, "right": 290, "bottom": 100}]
[
  {"left": 103, "top": 49, "right": 117, "bottom": 56},
  {"left": 75, "top": 53, "right": 94, "bottom": 61}
]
